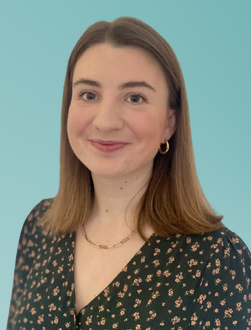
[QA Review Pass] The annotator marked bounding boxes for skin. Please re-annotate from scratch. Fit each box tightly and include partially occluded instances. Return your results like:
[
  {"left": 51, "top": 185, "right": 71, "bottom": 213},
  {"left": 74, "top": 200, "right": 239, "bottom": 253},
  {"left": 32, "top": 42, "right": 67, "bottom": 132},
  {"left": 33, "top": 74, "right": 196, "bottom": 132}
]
[
  {"left": 67, "top": 43, "right": 176, "bottom": 234},
  {"left": 69, "top": 44, "right": 177, "bottom": 311}
]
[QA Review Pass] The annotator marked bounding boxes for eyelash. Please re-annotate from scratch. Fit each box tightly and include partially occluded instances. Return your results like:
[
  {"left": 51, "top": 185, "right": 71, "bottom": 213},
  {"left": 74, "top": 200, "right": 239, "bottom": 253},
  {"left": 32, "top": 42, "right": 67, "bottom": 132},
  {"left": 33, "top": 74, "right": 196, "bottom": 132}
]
[{"left": 79, "top": 92, "right": 146, "bottom": 104}]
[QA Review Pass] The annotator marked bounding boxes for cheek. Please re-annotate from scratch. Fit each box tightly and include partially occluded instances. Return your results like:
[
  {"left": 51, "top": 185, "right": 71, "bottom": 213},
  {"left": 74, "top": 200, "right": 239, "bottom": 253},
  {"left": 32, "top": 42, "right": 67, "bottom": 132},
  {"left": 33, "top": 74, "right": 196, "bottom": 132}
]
[
  {"left": 132, "top": 111, "right": 166, "bottom": 142},
  {"left": 67, "top": 105, "right": 89, "bottom": 140}
]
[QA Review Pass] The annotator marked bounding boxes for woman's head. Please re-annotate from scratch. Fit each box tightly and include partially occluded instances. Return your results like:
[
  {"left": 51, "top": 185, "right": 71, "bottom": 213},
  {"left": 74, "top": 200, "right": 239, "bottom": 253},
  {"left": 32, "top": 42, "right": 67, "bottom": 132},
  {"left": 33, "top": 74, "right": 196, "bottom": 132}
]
[
  {"left": 61, "top": 16, "right": 186, "bottom": 181},
  {"left": 40, "top": 17, "right": 222, "bottom": 237},
  {"left": 67, "top": 43, "right": 176, "bottom": 179}
]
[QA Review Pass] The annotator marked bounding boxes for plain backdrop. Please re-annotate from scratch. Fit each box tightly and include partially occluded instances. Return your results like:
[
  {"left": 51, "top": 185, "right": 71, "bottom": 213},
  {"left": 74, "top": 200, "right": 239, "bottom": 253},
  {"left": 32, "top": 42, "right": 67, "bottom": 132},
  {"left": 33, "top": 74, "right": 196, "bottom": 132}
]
[{"left": 1, "top": 1, "right": 250, "bottom": 326}]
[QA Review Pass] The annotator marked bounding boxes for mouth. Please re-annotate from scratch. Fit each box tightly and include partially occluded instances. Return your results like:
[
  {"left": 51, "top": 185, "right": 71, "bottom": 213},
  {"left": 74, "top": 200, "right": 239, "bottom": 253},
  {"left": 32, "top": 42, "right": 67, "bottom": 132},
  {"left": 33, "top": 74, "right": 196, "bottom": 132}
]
[{"left": 89, "top": 139, "right": 128, "bottom": 153}]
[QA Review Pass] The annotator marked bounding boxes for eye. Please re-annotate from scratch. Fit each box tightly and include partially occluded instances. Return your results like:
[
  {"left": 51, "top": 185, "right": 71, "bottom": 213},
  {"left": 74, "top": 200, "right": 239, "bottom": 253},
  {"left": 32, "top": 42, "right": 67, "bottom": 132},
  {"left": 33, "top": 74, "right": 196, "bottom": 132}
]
[
  {"left": 126, "top": 94, "right": 145, "bottom": 104},
  {"left": 80, "top": 92, "right": 98, "bottom": 101}
]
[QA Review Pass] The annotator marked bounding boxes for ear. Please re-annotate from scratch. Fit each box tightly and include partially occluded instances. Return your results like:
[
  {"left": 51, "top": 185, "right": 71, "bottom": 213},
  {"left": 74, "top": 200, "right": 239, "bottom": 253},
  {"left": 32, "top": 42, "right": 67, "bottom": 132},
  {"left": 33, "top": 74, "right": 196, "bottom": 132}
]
[{"left": 162, "top": 109, "right": 176, "bottom": 142}]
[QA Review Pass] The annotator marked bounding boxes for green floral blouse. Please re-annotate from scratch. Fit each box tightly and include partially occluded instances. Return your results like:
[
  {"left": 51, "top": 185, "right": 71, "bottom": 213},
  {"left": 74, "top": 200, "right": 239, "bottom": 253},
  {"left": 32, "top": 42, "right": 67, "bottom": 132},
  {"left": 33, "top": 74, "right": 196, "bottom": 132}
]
[{"left": 7, "top": 199, "right": 251, "bottom": 329}]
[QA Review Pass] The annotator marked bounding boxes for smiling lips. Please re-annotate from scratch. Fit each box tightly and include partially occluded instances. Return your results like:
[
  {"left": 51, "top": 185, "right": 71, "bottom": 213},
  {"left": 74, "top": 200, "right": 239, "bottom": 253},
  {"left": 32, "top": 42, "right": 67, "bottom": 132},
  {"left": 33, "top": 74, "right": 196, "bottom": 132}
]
[{"left": 89, "top": 140, "right": 128, "bottom": 153}]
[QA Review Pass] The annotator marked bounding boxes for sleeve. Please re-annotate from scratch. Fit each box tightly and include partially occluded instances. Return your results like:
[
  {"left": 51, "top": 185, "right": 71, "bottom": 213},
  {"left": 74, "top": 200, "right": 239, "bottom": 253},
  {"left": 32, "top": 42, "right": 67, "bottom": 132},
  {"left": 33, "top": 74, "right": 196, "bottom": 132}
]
[
  {"left": 6, "top": 199, "right": 52, "bottom": 330},
  {"left": 189, "top": 229, "right": 251, "bottom": 329}
]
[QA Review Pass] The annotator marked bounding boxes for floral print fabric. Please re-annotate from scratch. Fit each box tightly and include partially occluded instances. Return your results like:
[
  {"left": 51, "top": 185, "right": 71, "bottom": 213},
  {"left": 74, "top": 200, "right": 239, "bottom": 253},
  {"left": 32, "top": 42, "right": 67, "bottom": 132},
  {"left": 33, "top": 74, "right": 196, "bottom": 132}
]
[{"left": 7, "top": 199, "right": 251, "bottom": 329}]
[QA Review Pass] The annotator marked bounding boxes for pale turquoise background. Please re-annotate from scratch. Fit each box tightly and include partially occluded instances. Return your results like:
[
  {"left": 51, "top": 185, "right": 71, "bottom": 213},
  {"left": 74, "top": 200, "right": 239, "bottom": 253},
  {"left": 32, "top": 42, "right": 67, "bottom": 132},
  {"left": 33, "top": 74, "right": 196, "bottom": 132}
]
[{"left": 1, "top": 1, "right": 250, "bottom": 325}]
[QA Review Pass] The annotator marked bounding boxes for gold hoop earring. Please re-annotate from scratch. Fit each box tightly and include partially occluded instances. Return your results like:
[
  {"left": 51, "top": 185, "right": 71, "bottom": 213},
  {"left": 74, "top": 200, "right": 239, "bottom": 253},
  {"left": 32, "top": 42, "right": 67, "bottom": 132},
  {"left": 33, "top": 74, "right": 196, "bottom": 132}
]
[{"left": 159, "top": 140, "right": 169, "bottom": 154}]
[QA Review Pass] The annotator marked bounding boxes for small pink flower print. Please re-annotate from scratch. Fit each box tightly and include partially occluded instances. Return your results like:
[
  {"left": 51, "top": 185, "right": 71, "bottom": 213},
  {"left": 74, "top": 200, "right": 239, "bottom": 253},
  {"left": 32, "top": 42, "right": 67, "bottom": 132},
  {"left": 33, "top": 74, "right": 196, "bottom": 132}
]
[
  {"left": 175, "top": 272, "right": 184, "bottom": 283},
  {"left": 224, "top": 308, "right": 233, "bottom": 318},
  {"left": 112, "top": 323, "right": 118, "bottom": 328},
  {"left": 175, "top": 297, "right": 183, "bottom": 308},
  {"left": 188, "top": 259, "right": 198, "bottom": 267},
  {"left": 120, "top": 308, "right": 126, "bottom": 315},
  {"left": 236, "top": 302, "right": 242, "bottom": 311},
  {"left": 212, "top": 268, "right": 220, "bottom": 275},
  {"left": 207, "top": 301, "right": 212, "bottom": 308},
  {"left": 168, "top": 289, "right": 174, "bottom": 296},
  {"left": 52, "top": 260, "right": 58, "bottom": 267},
  {"left": 235, "top": 283, "right": 244, "bottom": 292},
  {"left": 191, "top": 242, "right": 200, "bottom": 251},
  {"left": 215, "top": 318, "right": 221, "bottom": 326},
  {"left": 153, "top": 259, "right": 160, "bottom": 266},
  {"left": 66, "top": 290, "right": 72, "bottom": 297},
  {"left": 190, "top": 313, "right": 198, "bottom": 325},
  {"left": 57, "top": 266, "right": 63, "bottom": 274},
  {"left": 195, "top": 270, "right": 201, "bottom": 277},
  {"left": 53, "top": 286, "right": 60, "bottom": 296},
  {"left": 232, "top": 237, "right": 239, "bottom": 244},
  {"left": 163, "top": 270, "right": 171, "bottom": 277},
  {"left": 146, "top": 274, "right": 153, "bottom": 282},
  {"left": 37, "top": 315, "right": 44, "bottom": 324},
  {"left": 171, "top": 316, "right": 181, "bottom": 325},
  {"left": 118, "top": 292, "right": 125, "bottom": 298},
  {"left": 151, "top": 312, "right": 157, "bottom": 319},
  {"left": 53, "top": 317, "right": 59, "bottom": 324},
  {"left": 168, "top": 256, "right": 175, "bottom": 264},
  {"left": 30, "top": 307, "right": 36, "bottom": 315},
  {"left": 133, "top": 312, "right": 140, "bottom": 320},
  {"left": 198, "top": 294, "right": 206, "bottom": 304},
  {"left": 133, "top": 278, "right": 142, "bottom": 286}
]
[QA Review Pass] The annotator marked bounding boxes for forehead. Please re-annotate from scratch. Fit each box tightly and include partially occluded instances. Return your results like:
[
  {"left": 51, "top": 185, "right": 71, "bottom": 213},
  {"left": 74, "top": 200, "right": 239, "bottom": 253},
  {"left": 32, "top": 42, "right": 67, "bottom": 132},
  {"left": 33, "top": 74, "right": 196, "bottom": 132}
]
[{"left": 72, "top": 43, "right": 167, "bottom": 87}]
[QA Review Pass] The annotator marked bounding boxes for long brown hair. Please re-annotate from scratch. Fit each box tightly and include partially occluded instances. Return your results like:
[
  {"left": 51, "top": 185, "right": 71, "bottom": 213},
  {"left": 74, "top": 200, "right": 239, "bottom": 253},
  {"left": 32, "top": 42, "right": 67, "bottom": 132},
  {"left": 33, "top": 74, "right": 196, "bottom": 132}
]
[{"left": 39, "top": 16, "right": 223, "bottom": 240}]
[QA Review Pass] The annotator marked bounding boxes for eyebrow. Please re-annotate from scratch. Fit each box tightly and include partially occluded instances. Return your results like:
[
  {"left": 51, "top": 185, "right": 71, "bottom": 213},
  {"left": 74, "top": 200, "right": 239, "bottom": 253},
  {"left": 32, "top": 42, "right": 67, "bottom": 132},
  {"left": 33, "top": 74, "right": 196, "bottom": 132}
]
[{"left": 72, "top": 79, "right": 156, "bottom": 92}]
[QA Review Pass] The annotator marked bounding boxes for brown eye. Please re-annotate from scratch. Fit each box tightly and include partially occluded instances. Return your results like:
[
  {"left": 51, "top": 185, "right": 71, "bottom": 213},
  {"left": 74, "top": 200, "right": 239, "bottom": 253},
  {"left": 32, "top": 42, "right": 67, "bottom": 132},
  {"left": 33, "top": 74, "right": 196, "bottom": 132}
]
[{"left": 127, "top": 94, "right": 145, "bottom": 104}]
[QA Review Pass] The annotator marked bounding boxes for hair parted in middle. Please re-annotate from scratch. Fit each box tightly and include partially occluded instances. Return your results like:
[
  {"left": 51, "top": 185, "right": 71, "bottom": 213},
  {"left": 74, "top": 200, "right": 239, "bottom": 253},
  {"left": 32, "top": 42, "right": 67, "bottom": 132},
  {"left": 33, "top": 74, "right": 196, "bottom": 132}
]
[{"left": 39, "top": 16, "right": 223, "bottom": 240}]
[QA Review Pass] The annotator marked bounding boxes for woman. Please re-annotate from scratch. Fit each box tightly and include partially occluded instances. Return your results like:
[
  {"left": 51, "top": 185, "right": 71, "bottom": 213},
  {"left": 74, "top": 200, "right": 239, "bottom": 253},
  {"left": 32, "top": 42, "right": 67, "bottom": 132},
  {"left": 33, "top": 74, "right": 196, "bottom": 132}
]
[{"left": 7, "top": 16, "right": 251, "bottom": 330}]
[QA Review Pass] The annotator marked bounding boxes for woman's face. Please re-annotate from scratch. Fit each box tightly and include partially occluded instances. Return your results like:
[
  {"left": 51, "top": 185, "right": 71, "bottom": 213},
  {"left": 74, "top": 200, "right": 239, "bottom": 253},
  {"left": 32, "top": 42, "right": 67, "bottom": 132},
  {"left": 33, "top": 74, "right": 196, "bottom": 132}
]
[{"left": 67, "top": 43, "right": 176, "bottom": 180}]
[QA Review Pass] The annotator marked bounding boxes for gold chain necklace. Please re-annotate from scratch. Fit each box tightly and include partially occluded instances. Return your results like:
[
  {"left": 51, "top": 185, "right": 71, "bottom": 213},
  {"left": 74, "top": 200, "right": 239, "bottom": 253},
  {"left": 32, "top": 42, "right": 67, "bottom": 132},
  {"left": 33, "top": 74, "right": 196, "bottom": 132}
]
[{"left": 81, "top": 225, "right": 136, "bottom": 249}]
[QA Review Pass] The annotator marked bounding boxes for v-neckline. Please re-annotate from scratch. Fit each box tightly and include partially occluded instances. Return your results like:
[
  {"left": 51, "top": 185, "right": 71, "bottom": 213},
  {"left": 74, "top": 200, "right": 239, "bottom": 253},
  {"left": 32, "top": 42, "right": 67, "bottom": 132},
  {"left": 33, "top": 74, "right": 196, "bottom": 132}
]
[{"left": 71, "top": 231, "right": 157, "bottom": 317}]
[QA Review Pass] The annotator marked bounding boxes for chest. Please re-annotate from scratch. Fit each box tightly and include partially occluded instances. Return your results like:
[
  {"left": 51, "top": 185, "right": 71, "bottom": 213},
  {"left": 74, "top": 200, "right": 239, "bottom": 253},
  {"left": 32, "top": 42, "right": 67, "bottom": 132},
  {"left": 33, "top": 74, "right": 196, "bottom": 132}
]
[{"left": 74, "top": 229, "right": 146, "bottom": 313}]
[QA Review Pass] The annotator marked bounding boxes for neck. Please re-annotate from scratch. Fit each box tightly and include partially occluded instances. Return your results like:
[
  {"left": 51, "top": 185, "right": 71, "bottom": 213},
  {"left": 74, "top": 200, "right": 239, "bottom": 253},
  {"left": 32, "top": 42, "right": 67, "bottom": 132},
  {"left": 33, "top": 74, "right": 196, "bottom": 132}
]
[{"left": 89, "top": 169, "right": 152, "bottom": 230}]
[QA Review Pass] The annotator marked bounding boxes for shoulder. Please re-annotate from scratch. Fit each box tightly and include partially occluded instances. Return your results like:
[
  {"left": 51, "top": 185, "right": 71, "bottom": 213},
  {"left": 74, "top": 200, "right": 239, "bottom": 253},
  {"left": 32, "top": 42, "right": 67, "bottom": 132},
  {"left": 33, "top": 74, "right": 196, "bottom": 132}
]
[
  {"left": 21, "top": 198, "right": 53, "bottom": 234},
  {"left": 155, "top": 226, "right": 251, "bottom": 279},
  {"left": 182, "top": 229, "right": 251, "bottom": 326},
  {"left": 17, "top": 199, "right": 54, "bottom": 254},
  {"left": 156, "top": 226, "right": 250, "bottom": 256},
  {"left": 192, "top": 226, "right": 251, "bottom": 267}
]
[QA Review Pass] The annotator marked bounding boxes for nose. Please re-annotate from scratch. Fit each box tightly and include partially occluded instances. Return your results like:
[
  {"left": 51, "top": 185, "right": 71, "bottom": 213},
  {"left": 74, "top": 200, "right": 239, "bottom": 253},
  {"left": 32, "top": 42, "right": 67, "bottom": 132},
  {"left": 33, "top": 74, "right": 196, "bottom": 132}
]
[{"left": 92, "top": 98, "right": 124, "bottom": 132}]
